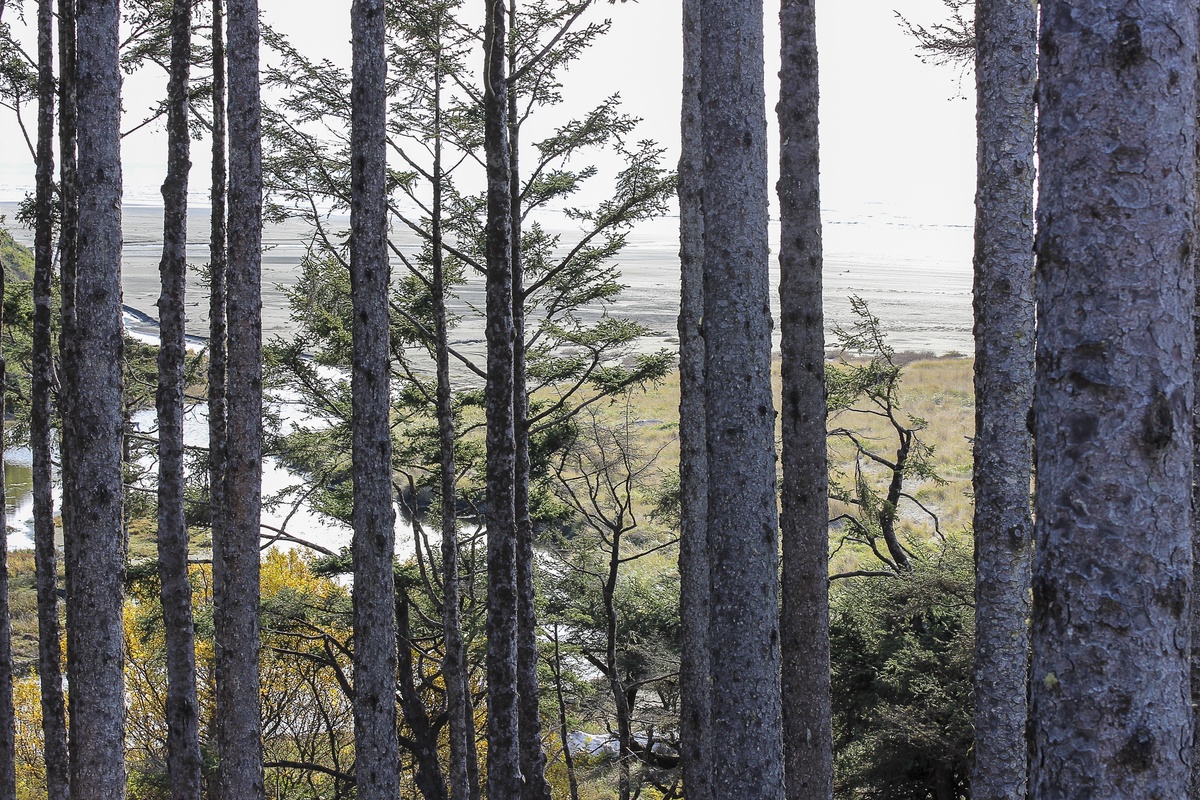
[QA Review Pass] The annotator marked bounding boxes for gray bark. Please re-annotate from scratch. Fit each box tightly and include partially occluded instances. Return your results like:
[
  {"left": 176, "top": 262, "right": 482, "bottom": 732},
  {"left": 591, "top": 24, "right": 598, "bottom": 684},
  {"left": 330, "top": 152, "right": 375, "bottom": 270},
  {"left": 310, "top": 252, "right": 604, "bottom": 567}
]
[
  {"left": 432, "top": 43, "right": 480, "bottom": 800},
  {"left": 0, "top": 123, "right": 13, "bottom": 800},
  {"left": 156, "top": 3, "right": 204, "bottom": 798},
  {"left": 970, "top": 0, "right": 1036, "bottom": 797},
  {"left": 33, "top": 1, "right": 68, "bottom": 798},
  {"left": 215, "top": 0, "right": 264, "bottom": 797},
  {"left": 698, "top": 0, "right": 784, "bottom": 798},
  {"left": 67, "top": 0, "right": 127, "bottom": 796},
  {"left": 676, "top": 0, "right": 710, "bottom": 796},
  {"left": 207, "top": 10, "right": 228, "bottom": 766},
  {"left": 349, "top": 3, "right": 401, "bottom": 798},
  {"left": 510, "top": 40, "right": 552, "bottom": 798},
  {"left": 483, "top": 0, "right": 522, "bottom": 796},
  {"left": 396, "top": 594, "right": 450, "bottom": 800},
  {"left": 1031, "top": 3, "right": 1195, "bottom": 797},
  {"left": 776, "top": 2, "right": 831, "bottom": 798}
]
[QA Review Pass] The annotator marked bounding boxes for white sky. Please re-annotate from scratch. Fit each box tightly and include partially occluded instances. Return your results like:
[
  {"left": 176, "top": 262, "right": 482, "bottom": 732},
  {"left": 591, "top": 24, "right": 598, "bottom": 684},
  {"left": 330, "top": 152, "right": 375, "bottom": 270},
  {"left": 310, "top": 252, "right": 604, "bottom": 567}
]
[{"left": 0, "top": 0, "right": 976, "bottom": 224}]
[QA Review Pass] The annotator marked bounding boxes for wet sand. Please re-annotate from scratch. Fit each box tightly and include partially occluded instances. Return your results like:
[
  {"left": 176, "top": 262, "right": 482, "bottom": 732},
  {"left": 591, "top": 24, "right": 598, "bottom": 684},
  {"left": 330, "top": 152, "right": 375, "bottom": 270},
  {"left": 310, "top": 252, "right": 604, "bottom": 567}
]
[{"left": 0, "top": 201, "right": 975, "bottom": 358}]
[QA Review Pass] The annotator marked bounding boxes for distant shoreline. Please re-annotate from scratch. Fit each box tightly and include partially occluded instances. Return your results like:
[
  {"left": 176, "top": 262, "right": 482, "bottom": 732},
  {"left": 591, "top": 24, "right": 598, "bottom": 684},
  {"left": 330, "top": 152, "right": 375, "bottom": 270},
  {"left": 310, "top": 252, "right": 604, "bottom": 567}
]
[{"left": 1, "top": 200, "right": 976, "bottom": 356}]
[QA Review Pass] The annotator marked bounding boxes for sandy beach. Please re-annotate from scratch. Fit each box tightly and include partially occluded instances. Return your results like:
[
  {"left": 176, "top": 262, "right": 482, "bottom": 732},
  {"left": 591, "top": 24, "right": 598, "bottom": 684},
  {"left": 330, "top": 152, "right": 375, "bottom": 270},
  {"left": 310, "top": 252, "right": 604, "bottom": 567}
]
[{"left": 0, "top": 200, "right": 975, "bottom": 357}]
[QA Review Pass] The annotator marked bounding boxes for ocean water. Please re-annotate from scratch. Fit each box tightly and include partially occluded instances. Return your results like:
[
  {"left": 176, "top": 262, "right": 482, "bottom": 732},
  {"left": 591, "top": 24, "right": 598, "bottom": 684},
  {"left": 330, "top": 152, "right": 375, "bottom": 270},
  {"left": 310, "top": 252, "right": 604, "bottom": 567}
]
[{"left": 0, "top": 197, "right": 975, "bottom": 357}]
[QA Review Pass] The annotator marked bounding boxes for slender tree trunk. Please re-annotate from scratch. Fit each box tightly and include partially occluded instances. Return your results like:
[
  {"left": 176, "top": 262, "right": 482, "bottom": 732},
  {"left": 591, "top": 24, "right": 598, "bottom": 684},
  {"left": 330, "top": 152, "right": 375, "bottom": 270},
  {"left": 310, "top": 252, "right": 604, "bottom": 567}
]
[
  {"left": 0, "top": 147, "right": 13, "bottom": 800},
  {"left": 33, "top": 2, "right": 69, "bottom": 798},
  {"left": 1031, "top": 2, "right": 1195, "bottom": 797},
  {"left": 698, "top": 0, "right": 783, "bottom": 798},
  {"left": 207, "top": 9, "right": 228, "bottom": 771},
  {"left": 776, "top": 2, "right": 831, "bottom": 798},
  {"left": 971, "top": 1, "right": 1036, "bottom": 798},
  {"left": 483, "top": 0, "right": 522, "bottom": 795},
  {"left": 349, "top": 3, "right": 401, "bottom": 798},
  {"left": 67, "top": 0, "right": 127, "bottom": 796},
  {"left": 216, "top": 0, "right": 264, "bottom": 797},
  {"left": 603, "top": 532, "right": 632, "bottom": 800},
  {"left": 397, "top": 593, "right": 451, "bottom": 800},
  {"left": 432, "top": 43, "right": 480, "bottom": 800},
  {"left": 156, "top": 3, "right": 204, "bottom": 798},
  {"left": 56, "top": 2, "right": 81, "bottom": 792},
  {"left": 676, "top": 1, "right": 710, "bottom": 797},
  {"left": 551, "top": 627, "right": 581, "bottom": 800},
  {"left": 509, "top": 30, "right": 553, "bottom": 800}
]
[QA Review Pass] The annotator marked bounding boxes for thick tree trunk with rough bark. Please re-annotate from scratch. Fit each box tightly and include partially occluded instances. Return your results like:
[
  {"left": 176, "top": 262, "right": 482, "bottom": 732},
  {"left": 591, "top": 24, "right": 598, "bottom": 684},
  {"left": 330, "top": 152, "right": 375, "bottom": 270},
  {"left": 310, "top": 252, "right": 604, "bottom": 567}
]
[
  {"left": 676, "top": 1, "right": 710, "bottom": 797},
  {"left": 971, "top": 1, "right": 1036, "bottom": 798},
  {"left": 67, "top": 1, "right": 127, "bottom": 797},
  {"left": 33, "top": 3, "right": 68, "bottom": 799},
  {"left": 1031, "top": 2, "right": 1195, "bottom": 797},
  {"left": 156, "top": 4, "right": 204, "bottom": 798},
  {"left": 349, "top": 3, "right": 401, "bottom": 798},
  {"left": 698, "top": 0, "right": 783, "bottom": 798},
  {"left": 776, "top": 2, "right": 831, "bottom": 798},
  {"left": 216, "top": 0, "right": 265, "bottom": 797},
  {"left": 483, "top": 0, "right": 522, "bottom": 798}
]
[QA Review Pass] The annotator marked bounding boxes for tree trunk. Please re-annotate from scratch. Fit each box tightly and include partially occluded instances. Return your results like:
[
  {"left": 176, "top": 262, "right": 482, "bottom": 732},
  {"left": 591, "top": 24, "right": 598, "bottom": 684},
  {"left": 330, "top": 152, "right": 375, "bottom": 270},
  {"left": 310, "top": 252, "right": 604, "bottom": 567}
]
[
  {"left": 970, "top": 0, "right": 1036, "bottom": 798},
  {"left": 552, "top": 627, "right": 581, "bottom": 800},
  {"left": 67, "top": 1, "right": 127, "bottom": 797},
  {"left": 207, "top": 1, "right": 228, "bottom": 781},
  {"left": 1031, "top": 3, "right": 1195, "bottom": 797},
  {"left": 698, "top": 0, "right": 783, "bottom": 798},
  {"left": 0, "top": 126, "right": 14, "bottom": 800},
  {"left": 156, "top": 3, "right": 204, "bottom": 799},
  {"left": 776, "top": 2, "right": 831, "bottom": 799},
  {"left": 216, "top": 0, "right": 265, "bottom": 797},
  {"left": 349, "top": 3, "right": 401, "bottom": 798},
  {"left": 34, "top": 2, "right": 69, "bottom": 798},
  {"left": 483, "top": 0, "right": 522, "bottom": 795},
  {"left": 207, "top": 17, "right": 228, "bottom": 789},
  {"left": 397, "top": 593, "right": 451, "bottom": 800},
  {"left": 432, "top": 41, "right": 480, "bottom": 800},
  {"left": 510, "top": 33, "right": 553, "bottom": 799},
  {"left": 676, "top": 1, "right": 710, "bottom": 797}
]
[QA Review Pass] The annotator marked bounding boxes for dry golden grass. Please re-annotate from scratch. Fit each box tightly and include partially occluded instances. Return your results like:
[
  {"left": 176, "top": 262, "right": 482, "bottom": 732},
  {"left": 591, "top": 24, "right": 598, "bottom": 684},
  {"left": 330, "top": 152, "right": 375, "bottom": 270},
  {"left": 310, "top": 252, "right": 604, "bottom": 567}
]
[{"left": 578, "top": 353, "right": 977, "bottom": 571}]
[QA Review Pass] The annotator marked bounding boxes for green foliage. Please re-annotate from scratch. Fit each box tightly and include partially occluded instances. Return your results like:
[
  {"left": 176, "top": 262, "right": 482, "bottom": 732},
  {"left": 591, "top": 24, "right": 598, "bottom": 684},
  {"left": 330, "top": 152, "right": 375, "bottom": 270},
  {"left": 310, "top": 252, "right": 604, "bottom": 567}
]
[
  {"left": 827, "top": 297, "right": 946, "bottom": 572},
  {"left": 830, "top": 539, "right": 974, "bottom": 799}
]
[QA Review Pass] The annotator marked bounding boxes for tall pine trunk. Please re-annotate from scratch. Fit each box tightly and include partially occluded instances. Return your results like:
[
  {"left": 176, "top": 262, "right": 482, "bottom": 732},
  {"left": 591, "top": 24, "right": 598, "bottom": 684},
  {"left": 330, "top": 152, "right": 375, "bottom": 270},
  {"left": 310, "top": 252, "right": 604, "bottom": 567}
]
[
  {"left": 349, "top": 2, "right": 401, "bottom": 798},
  {"left": 156, "top": 2, "right": 204, "bottom": 798},
  {"left": 509, "top": 29, "right": 552, "bottom": 799},
  {"left": 432, "top": 42, "right": 480, "bottom": 800},
  {"left": 483, "top": 0, "right": 522, "bottom": 796},
  {"left": 777, "top": 2, "right": 831, "bottom": 798},
  {"left": 215, "top": 0, "right": 264, "bottom": 797},
  {"left": 33, "top": 1, "right": 69, "bottom": 798},
  {"left": 970, "top": 0, "right": 1036, "bottom": 797},
  {"left": 1031, "top": 2, "right": 1195, "bottom": 796},
  {"left": 675, "top": 0, "right": 710, "bottom": 796},
  {"left": 698, "top": 0, "right": 783, "bottom": 798},
  {"left": 67, "top": 0, "right": 127, "bottom": 796}
]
